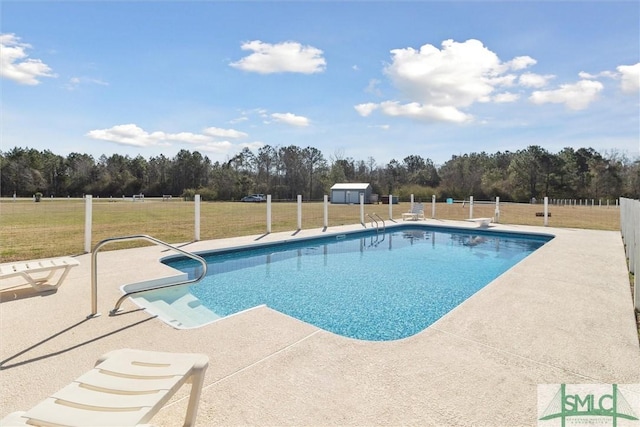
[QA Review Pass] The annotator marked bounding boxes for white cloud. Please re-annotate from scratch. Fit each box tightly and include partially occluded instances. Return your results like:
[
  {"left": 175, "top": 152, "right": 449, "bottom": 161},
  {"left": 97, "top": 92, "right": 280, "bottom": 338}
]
[
  {"left": 365, "top": 78, "right": 382, "bottom": 96},
  {"left": 519, "top": 72, "right": 554, "bottom": 88},
  {"left": 617, "top": 63, "right": 640, "bottom": 94},
  {"left": 169, "top": 132, "right": 213, "bottom": 144},
  {"left": 229, "top": 116, "right": 249, "bottom": 124},
  {"left": 193, "top": 141, "right": 234, "bottom": 153},
  {"left": 86, "top": 124, "right": 170, "bottom": 147},
  {"left": 487, "top": 74, "right": 518, "bottom": 88},
  {"left": 578, "top": 71, "right": 596, "bottom": 79},
  {"left": 86, "top": 124, "right": 251, "bottom": 149},
  {"left": 354, "top": 103, "right": 379, "bottom": 117},
  {"left": 529, "top": 80, "right": 603, "bottom": 110},
  {"left": 195, "top": 140, "right": 264, "bottom": 156},
  {"left": 203, "top": 127, "right": 248, "bottom": 138},
  {"left": 271, "top": 112, "right": 310, "bottom": 127},
  {"left": 230, "top": 40, "right": 326, "bottom": 74},
  {"left": 86, "top": 124, "right": 216, "bottom": 147},
  {"left": 384, "top": 39, "right": 535, "bottom": 109},
  {"left": 504, "top": 56, "right": 537, "bottom": 71},
  {"left": 64, "top": 76, "right": 109, "bottom": 91},
  {"left": 493, "top": 92, "right": 520, "bottom": 103},
  {"left": 358, "top": 99, "right": 474, "bottom": 122},
  {"left": 361, "top": 39, "right": 538, "bottom": 123},
  {"left": 378, "top": 101, "right": 472, "bottom": 123},
  {"left": 239, "top": 141, "right": 266, "bottom": 151},
  {"left": 0, "top": 33, "right": 56, "bottom": 85},
  {"left": 579, "top": 70, "right": 617, "bottom": 80}
]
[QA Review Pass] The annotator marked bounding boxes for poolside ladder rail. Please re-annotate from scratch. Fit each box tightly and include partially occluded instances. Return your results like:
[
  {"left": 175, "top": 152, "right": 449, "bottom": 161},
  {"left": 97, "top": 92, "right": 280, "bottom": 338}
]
[
  {"left": 89, "top": 234, "right": 208, "bottom": 318},
  {"left": 365, "top": 213, "right": 386, "bottom": 247},
  {"left": 366, "top": 213, "right": 386, "bottom": 233},
  {"left": 366, "top": 213, "right": 379, "bottom": 232},
  {"left": 373, "top": 213, "right": 385, "bottom": 232}
]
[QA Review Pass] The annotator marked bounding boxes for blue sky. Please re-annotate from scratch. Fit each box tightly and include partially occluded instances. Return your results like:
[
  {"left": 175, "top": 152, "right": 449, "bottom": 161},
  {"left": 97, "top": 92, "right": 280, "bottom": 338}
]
[{"left": 2, "top": 1, "right": 639, "bottom": 166}]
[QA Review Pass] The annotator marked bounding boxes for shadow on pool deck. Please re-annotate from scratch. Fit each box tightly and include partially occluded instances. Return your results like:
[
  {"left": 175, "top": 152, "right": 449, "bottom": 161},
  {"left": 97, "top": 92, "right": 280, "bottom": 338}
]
[{"left": 1, "top": 220, "right": 639, "bottom": 426}]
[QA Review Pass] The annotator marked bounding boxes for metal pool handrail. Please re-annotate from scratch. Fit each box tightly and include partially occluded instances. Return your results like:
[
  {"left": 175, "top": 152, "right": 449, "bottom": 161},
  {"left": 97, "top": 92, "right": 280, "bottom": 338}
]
[
  {"left": 366, "top": 213, "right": 378, "bottom": 232},
  {"left": 89, "top": 234, "right": 207, "bottom": 318},
  {"left": 366, "top": 213, "right": 386, "bottom": 233},
  {"left": 373, "top": 213, "right": 386, "bottom": 232}
]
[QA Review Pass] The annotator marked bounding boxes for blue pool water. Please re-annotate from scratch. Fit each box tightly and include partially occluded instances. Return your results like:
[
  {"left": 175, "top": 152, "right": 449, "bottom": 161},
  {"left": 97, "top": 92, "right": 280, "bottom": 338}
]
[{"left": 160, "top": 226, "right": 551, "bottom": 341}]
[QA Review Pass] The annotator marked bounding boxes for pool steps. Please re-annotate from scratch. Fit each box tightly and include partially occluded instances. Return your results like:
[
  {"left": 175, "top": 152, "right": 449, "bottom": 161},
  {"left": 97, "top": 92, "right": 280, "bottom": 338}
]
[
  {"left": 122, "top": 273, "right": 189, "bottom": 293},
  {"left": 131, "top": 288, "right": 220, "bottom": 329}
]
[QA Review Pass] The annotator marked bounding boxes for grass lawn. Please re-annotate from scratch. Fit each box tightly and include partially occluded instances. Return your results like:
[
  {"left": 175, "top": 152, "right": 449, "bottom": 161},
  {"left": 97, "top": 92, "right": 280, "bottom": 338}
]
[{"left": 0, "top": 197, "right": 621, "bottom": 262}]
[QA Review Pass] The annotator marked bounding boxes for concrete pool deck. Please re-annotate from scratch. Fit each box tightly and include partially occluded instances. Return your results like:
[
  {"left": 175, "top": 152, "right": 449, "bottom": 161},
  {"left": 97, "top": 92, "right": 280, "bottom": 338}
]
[{"left": 1, "top": 220, "right": 639, "bottom": 426}]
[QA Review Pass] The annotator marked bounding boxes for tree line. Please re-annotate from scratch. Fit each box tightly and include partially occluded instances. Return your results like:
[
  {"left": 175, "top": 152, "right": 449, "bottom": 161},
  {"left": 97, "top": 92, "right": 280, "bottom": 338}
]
[{"left": 1, "top": 145, "right": 638, "bottom": 202}]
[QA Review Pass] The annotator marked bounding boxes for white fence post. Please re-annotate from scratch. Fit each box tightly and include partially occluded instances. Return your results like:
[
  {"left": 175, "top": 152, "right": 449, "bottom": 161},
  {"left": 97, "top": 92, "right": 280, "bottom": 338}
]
[
  {"left": 431, "top": 194, "right": 436, "bottom": 219},
  {"left": 469, "top": 196, "right": 474, "bottom": 219},
  {"left": 388, "top": 194, "right": 393, "bottom": 220},
  {"left": 544, "top": 196, "right": 549, "bottom": 226},
  {"left": 495, "top": 197, "right": 500, "bottom": 223},
  {"left": 323, "top": 194, "right": 328, "bottom": 228},
  {"left": 360, "top": 193, "right": 365, "bottom": 225},
  {"left": 194, "top": 194, "right": 201, "bottom": 241},
  {"left": 297, "top": 195, "right": 302, "bottom": 230},
  {"left": 84, "top": 195, "right": 92, "bottom": 253},
  {"left": 267, "top": 195, "right": 272, "bottom": 233},
  {"left": 410, "top": 194, "right": 414, "bottom": 211}
]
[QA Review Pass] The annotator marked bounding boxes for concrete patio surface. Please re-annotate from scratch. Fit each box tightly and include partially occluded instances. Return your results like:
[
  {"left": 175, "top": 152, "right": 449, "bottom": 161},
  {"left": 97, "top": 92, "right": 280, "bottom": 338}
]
[{"left": 1, "top": 220, "right": 639, "bottom": 426}]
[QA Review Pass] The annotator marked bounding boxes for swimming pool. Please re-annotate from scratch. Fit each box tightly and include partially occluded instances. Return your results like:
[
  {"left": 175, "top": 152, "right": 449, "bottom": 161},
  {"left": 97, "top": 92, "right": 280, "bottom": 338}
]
[{"left": 136, "top": 225, "right": 551, "bottom": 341}]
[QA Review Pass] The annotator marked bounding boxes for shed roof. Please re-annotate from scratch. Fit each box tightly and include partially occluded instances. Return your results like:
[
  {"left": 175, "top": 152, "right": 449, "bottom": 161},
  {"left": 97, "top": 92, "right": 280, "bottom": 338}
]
[{"left": 330, "top": 183, "right": 371, "bottom": 190}]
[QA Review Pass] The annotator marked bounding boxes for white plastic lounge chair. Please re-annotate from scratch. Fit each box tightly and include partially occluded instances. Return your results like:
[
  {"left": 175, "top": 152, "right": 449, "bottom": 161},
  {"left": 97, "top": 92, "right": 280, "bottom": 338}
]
[
  {"left": 402, "top": 203, "right": 424, "bottom": 221},
  {"left": 466, "top": 217, "right": 493, "bottom": 227},
  {"left": 0, "top": 256, "right": 79, "bottom": 292},
  {"left": 0, "top": 348, "right": 209, "bottom": 427}
]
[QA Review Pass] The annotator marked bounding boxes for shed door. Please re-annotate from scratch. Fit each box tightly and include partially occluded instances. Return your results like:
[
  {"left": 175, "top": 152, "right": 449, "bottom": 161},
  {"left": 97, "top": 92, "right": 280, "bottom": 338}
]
[{"left": 346, "top": 191, "right": 360, "bottom": 204}]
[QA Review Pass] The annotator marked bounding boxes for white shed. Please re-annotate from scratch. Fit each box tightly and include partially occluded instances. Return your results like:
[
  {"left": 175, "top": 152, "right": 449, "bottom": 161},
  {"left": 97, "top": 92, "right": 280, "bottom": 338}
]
[{"left": 330, "top": 183, "right": 373, "bottom": 204}]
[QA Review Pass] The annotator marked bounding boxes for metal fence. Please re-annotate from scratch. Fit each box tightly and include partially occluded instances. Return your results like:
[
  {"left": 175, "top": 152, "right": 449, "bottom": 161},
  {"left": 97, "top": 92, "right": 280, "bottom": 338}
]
[
  {"left": 0, "top": 193, "right": 621, "bottom": 263},
  {"left": 620, "top": 197, "right": 639, "bottom": 310}
]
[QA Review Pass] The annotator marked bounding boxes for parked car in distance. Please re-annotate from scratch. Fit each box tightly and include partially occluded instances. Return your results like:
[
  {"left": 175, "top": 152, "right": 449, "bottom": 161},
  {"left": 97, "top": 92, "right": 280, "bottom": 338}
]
[{"left": 241, "top": 194, "right": 266, "bottom": 202}]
